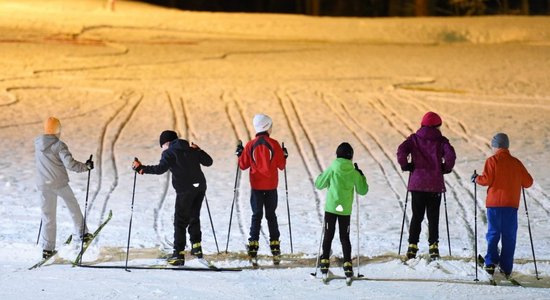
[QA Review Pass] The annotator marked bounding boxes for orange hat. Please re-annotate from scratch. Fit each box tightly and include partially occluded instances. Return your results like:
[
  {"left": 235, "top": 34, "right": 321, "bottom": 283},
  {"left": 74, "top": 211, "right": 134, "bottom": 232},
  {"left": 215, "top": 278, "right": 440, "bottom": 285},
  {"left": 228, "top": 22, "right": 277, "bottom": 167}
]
[{"left": 44, "top": 117, "right": 61, "bottom": 135}]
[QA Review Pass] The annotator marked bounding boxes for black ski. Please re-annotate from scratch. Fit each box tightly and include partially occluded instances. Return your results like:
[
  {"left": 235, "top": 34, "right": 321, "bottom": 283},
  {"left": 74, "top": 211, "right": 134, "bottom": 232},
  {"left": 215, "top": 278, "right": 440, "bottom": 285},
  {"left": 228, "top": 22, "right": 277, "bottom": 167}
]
[
  {"left": 28, "top": 250, "right": 58, "bottom": 270},
  {"left": 72, "top": 210, "right": 113, "bottom": 266}
]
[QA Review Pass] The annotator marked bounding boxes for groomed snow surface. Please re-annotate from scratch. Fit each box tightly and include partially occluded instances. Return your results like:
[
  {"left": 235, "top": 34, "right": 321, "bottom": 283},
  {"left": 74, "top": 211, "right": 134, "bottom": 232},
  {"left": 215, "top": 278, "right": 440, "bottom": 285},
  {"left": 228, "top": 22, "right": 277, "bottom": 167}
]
[{"left": 1, "top": 1, "right": 550, "bottom": 299}]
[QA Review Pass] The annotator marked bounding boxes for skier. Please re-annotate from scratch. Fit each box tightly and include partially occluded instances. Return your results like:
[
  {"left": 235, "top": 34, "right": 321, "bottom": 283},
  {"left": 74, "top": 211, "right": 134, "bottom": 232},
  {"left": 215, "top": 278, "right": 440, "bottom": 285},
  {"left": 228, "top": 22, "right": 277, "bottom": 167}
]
[
  {"left": 132, "top": 130, "right": 213, "bottom": 266},
  {"left": 397, "top": 111, "right": 456, "bottom": 260},
  {"left": 315, "top": 142, "right": 368, "bottom": 279},
  {"left": 35, "top": 117, "right": 94, "bottom": 259},
  {"left": 236, "top": 114, "right": 287, "bottom": 263},
  {"left": 471, "top": 133, "right": 533, "bottom": 277}
]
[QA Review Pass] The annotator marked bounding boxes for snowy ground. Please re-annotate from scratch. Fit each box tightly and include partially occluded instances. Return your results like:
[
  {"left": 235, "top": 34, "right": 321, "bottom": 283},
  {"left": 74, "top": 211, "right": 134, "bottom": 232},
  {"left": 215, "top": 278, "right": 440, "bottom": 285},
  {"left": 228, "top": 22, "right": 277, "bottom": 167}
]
[{"left": 1, "top": 0, "right": 550, "bottom": 299}]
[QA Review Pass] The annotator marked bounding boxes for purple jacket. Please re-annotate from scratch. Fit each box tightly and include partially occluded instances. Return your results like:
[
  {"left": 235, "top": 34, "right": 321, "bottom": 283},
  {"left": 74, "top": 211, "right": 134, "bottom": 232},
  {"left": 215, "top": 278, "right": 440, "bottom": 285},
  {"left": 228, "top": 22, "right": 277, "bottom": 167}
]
[{"left": 397, "top": 127, "right": 456, "bottom": 193}]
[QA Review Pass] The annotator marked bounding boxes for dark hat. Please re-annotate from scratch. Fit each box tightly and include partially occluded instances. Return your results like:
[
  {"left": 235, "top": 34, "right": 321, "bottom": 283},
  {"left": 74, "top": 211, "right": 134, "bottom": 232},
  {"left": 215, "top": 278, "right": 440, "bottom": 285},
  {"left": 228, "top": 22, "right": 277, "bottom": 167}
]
[
  {"left": 159, "top": 130, "right": 178, "bottom": 147},
  {"left": 491, "top": 133, "right": 509, "bottom": 149},
  {"left": 336, "top": 142, "right": 354, "bottom": 160},
  {"left": 421, "top": 112, "right": 442, "bottom": 127}
]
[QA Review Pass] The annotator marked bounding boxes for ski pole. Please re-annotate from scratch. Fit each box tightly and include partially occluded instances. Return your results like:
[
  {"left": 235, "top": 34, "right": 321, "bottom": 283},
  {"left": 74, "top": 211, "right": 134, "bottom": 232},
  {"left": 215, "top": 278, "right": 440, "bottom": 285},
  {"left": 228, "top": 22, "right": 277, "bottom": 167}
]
[
  {"left": 78, "top": 154, "right": 93, "bottom": 266},
  {"left": 310, "top": 220, "right": 326, "bottom": 277},
  {"left": 204, "top": 195, "right": 220, "bottom": 254},
  {"left": 473, "top": 170, "right": 478, "bottom": 282},
  {"left": 36, "top": 220, "right": 42, "bottom": 245},
  {"left": 443, "top": 192, "right": 451, "bottom": 256},
  {"left": 355, "top": 191, "right": 363, "bottom": 278},
  {"left": 398, "top": 173, "right": 411, "bottom": 256},
  {"left": 125, "top": 158, "right": 139, "bottom": 272},
  {"left": 522, "top": 188, "right": 540, "bottom": 280},
  {"left": 282, "top": 142, "right": 293, "bottom": 253},
  {"left": 225, "top": 141, "right": 242, "bottom": 253}
]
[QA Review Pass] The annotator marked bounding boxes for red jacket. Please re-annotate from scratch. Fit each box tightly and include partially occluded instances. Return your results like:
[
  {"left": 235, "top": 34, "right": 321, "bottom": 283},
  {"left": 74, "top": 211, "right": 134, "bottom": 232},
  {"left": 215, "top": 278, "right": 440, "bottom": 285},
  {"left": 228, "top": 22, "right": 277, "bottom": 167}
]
[
  {"left": 476, "top": 149, "right": 533, "bottom": 208},
  {"left": 239, "top": 133, "right": 286, "bottom": 190}
]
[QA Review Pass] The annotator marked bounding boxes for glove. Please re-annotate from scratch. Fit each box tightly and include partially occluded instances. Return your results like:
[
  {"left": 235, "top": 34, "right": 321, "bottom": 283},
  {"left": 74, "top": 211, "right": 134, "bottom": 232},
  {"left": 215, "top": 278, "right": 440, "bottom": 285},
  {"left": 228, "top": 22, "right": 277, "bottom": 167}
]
[
  {"left": 235, "top": 141, "right": 244, "bottom": 157},
  {"left": 282, "top": 143, "right": 288, "bottom": 159},
  {"left": 401, "top": 163, "right": 414, "bottom": 172},
  {"left": 132, "top": 158, "right": 144, "bottom": 174},
  {"left": 354, "top": 163, "right": 364, "bottom": 177},
  {"left": 471, "top": 171, "right": 478, "bottom": 183},
  {"left": 85, "top": 155, "right": 94, "bottom": 170}
]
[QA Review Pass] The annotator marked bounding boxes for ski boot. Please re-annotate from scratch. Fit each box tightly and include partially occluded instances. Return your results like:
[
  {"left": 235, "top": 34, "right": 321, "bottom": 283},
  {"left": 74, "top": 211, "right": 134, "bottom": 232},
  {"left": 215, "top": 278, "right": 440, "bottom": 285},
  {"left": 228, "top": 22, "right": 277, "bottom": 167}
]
[
  {"left": 270, "top": 240, "right": 281, "bottom": 265},
  {"left": 82, "top": 233, "right": 94, "bottom": 244},
  {"left": 406, "top": 243, "right": 418, "bottom": 260},
  {"left": 167, "top": 250, "right": 185, "bottom": 266},
  {"left": 42, "top": 249, "right": 56, "bottom": 260},
  {"left": 484, "top": 264, "right": 495, "bottom": 275},
  {"left": 319, "top": 258, "right": 330, "bottom": 283},
  {"left": 343, "top": 261, "right": 353, "bottom": 286},
  {"left": 247, "top": 240, "right": 259, "bottom": 267},
  {"left": 429, "top": 242, "right": 440, "bottom": 261},
  {"left": 191, "top": 242, "right": 203, "bottom": 259}
]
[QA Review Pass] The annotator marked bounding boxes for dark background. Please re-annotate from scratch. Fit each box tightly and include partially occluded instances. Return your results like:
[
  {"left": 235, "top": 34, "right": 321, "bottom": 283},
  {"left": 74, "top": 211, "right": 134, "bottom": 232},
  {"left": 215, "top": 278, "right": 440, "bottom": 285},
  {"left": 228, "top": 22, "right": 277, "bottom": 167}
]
[{"left": 136, "top": 0, "right": 550, "bottom": 16}]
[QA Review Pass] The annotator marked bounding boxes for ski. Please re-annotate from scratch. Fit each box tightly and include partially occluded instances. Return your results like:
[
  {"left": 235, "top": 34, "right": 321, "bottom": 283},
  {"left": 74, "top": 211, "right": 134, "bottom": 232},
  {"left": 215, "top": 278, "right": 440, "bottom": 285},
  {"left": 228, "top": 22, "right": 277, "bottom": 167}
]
[
  {"left": 72, "top": 210, "right": 113, "bottom": 266},
  {"left": 78, "top": 264, "right": 241, "bottom": 272},
  {"left": 197, "top": 258, "right": 218, "bottom": 270},
  {"left": 28, "top": 250, "right": 58, "bottom": 270},
  {"left": 249, "top": 256, "right": 259, "bottom": 269}
]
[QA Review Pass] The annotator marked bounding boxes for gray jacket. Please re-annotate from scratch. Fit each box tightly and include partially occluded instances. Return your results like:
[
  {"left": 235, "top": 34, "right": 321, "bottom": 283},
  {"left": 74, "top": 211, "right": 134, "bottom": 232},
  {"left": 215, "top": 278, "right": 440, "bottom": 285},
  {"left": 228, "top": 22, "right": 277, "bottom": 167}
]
[{"left": 35, "top": 135, "right": 88, "bottom": 189}]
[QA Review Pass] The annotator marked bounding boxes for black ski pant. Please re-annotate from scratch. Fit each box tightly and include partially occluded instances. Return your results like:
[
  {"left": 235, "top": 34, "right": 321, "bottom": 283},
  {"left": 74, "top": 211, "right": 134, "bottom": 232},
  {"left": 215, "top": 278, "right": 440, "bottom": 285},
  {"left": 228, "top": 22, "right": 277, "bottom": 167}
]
[
  {"left": 321, "top": 212, "right": 352, "bottom": 262},
  {"left": 173, "top": 188, "right": 205, "bottom": 253},
  {"left": 408, "top": 191, "right": 441, "bottom": 245},
  {"left": 249, "top": 189, "right": 280, "bottom": 242}
]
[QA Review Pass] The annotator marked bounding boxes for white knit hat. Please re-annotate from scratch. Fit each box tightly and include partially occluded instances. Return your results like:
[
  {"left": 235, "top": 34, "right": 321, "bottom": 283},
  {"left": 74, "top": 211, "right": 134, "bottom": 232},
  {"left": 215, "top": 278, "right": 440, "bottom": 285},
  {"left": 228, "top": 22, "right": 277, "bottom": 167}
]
[{"left": 253, "top": 114, "right": 272, "bottom": 133}]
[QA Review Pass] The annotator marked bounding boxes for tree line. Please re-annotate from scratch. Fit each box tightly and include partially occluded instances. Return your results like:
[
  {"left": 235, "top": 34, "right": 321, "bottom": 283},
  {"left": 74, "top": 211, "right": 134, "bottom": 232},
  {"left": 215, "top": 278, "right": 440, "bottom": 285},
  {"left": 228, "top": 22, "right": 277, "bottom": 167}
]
[{"left": 139, "top": 0, "right": 550, "bottom": 16}]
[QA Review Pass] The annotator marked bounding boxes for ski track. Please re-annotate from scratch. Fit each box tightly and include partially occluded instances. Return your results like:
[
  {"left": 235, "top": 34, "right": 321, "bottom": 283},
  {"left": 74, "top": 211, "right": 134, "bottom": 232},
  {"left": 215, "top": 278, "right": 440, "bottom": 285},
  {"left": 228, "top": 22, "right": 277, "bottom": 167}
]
[
  {"left": 87, "top": 92, "right": 133, "bottom": 213},
  {"left": 321, "top": 92, "right": 408, "bottom": 223},
  {"left": 96, "top": 93, "right": 143, "bottom": 236},
  {"left": 275, "top": 90, "right": 323, "bottom": 223}
]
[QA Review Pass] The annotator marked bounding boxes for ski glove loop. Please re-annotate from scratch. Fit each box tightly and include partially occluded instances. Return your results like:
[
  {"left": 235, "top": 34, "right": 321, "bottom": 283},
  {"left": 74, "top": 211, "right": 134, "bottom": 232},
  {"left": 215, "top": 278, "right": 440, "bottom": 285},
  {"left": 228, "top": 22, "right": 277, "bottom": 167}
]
[{"left": 132, "top": 159, "right": 144, "bottom": 174}]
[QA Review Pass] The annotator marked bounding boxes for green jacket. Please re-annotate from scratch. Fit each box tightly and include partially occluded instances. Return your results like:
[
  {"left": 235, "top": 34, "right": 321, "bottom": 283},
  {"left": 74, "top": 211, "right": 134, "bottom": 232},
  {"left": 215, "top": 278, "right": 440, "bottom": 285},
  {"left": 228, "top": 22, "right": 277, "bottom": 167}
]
[{"left": 315, "top": 158, "right": 368, "bottom": 216}]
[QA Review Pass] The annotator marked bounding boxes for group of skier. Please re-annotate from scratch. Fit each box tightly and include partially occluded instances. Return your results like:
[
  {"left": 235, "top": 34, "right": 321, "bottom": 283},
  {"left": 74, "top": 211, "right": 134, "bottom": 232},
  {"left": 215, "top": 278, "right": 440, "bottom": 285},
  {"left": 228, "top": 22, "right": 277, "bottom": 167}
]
[{"left": 35, "top": 111, "right": 533, "bottom": 280}]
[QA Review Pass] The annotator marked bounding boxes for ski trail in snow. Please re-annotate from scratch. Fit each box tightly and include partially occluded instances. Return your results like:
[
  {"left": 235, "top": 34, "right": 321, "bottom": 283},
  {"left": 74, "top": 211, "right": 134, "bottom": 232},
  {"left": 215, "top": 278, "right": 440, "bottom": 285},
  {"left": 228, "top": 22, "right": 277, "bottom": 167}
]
[
  {"left": 96, "top": 94, "right": 143, "bottom": 234},
  {"left": 275, "top": 90, "right": 323, "bottom": 223},
  {"left": 88, "top": 91, "right": 133, "bottom": 213}
]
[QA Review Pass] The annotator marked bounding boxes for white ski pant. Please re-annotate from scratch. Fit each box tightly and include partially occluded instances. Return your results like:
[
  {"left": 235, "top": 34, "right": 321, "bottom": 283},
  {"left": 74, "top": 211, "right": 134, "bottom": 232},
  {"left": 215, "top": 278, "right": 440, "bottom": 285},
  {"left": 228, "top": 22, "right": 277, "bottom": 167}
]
[{"left": 39, "top": 185, "right": 88, "bottom": 251}]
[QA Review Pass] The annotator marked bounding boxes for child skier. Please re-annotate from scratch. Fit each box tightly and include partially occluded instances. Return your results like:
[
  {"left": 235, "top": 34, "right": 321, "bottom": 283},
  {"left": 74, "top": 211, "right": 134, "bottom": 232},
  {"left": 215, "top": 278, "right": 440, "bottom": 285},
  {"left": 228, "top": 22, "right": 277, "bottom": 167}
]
[
  {"left": 236, "top": 114, "right": 287, "bottom": 264},
  {"left": 132, "top": 130, "right": 213, "bottom": 266},
  {"left": 397, "top": 111, "right": 456, "bottom": 260},
  {"left": 35, "top": 117, "right": 94, "bottom": 259},
  {"left": 315, "top": 142, "right": 368, "bottom": 279},
  {"left": 471, "top": 133, "right": 533, "bottom": 277}
]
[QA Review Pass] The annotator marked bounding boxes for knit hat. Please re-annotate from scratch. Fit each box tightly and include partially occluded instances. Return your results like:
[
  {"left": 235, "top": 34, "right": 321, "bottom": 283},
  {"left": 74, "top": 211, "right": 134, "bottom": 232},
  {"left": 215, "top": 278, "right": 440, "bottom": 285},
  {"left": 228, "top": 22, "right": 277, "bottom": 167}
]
[
  {"left": 159, "top": 130, "right": 178, "bottom": 147},
  {"left": 253, "top": 114, "right": 273, "bottom": 133},
  {"left": 44, "top": 117, "right": 61, "bottom": 135},
  {"left": 421, "top": 112, "right": 442, "bottom": 127},
  {"left": 336, "top": 142, "right": 354, "bottom": 160},
  {"left": 491, "top": 133, "right": 509, "bottom": 149}
]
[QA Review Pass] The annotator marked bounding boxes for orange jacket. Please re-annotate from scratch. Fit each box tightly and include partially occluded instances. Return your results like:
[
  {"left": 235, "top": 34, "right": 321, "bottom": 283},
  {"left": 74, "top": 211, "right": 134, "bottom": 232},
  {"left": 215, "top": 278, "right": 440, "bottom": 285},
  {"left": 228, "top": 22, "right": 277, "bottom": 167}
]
[{"left": 476, "top": 149, "right": 533, "bottom": 208}]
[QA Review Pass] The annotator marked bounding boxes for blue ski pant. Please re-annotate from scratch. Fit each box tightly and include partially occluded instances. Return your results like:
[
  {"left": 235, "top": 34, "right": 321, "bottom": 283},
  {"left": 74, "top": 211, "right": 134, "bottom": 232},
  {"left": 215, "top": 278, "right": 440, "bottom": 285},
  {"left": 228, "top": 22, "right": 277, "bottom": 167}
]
[
  {"left": 249, "top": 189, "right": 280, "bottom": 242},
  {"left": 485, "top": 207, "right": 518, "bottom": 275}
]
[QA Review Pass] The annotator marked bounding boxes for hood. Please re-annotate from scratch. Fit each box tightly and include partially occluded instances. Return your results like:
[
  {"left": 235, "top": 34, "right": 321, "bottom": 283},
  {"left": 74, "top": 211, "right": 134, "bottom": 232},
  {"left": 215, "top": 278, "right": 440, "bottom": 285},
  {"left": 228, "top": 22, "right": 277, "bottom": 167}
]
[
  {"left": 35, "top": 134, "right": 59, "bottom": 152},
  {"left": 170, "top": 139, "right": 190, "bottom": 151},
  {"left": 331, "top": 158, "right": 355, "bottom": 175},
  {"left": 416, "top": 126, "right": 442, "bottom": 141}
]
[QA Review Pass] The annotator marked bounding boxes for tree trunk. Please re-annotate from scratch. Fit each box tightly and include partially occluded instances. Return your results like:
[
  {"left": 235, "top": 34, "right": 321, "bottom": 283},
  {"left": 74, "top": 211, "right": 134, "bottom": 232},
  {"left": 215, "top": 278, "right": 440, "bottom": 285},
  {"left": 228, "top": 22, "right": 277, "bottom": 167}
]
[
  {"left": 388, "top": 0, "right": 401, "bottom": 16},
  {"left": 521, "top": 0, "right": 530, "bottom": 15},
  {"left": 415, "top": 0, "right": 428, "bottom": 16}
]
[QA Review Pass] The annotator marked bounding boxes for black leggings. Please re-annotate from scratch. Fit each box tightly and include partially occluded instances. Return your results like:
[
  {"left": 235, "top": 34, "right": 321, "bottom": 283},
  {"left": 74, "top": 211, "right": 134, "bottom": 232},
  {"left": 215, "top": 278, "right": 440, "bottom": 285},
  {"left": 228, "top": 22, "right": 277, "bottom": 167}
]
[
  {"left": 173, "top": 189, "right": 205, "bottom": 253},
  {"left": 408, "top": 191, "right": 441, "bottom": 245},
  {"left": 321, "top": 212, "right": 351, "bottom": 262}
]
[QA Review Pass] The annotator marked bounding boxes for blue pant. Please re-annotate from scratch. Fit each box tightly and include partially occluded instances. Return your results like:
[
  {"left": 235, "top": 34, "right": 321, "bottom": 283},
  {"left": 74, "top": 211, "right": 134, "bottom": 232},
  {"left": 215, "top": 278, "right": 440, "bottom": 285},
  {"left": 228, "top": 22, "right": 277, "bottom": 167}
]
[
  {"left": 485, "top": 207, "right": 518, "bottom": 275},
  {"left": 249, "top": 189, "right": 280, "bottom": 242}
]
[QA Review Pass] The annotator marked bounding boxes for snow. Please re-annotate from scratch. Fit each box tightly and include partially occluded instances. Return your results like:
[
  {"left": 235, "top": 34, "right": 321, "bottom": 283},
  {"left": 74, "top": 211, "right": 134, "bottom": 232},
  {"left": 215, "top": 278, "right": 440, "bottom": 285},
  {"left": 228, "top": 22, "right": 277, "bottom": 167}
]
[{"left": 1, "top": 0, "right": 550, "bottom": 299}]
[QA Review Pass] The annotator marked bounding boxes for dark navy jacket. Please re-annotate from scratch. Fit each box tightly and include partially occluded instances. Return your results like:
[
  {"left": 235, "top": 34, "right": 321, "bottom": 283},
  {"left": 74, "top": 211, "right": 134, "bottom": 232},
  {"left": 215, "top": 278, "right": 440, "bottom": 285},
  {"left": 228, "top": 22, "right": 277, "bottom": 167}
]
[{"left": 142, "top": 139, "right": 213, "bottom": 194}]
